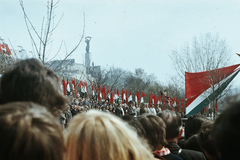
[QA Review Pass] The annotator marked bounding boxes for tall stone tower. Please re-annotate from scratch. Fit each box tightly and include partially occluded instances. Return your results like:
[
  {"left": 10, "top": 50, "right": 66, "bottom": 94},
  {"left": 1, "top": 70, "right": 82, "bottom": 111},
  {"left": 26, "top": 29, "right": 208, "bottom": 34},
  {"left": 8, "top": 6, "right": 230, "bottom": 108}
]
[{"left": 85, "top": 36, "right": 92, "bottom": 74}]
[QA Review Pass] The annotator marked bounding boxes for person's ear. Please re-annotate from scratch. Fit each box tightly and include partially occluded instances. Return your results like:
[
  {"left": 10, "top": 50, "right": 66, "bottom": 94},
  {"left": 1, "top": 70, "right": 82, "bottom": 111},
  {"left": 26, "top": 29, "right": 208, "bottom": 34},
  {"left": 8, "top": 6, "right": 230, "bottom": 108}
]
[{"left": 177, "top": 128, "right": 183, "bottom": 139}]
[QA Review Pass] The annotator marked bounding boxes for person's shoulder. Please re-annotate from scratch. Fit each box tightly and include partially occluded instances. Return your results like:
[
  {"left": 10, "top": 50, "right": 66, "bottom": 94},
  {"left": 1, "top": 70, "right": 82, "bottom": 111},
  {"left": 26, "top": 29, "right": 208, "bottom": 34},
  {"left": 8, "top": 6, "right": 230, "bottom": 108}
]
[
  {"left": 163, "top": 153, "right": 183, "bottom": 160},
  {"left": 180, "top": 149, "right": 206, "bottom": 160}
]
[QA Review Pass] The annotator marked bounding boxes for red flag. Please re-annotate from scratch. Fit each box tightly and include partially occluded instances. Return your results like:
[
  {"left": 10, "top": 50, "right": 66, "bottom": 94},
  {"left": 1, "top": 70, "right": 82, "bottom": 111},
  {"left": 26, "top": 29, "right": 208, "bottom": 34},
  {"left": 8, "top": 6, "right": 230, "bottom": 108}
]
[
  {"left": 122, "top": 87, "right": 125, "bottom": 104},
  {"left": 110, "top": 89, "right": 114, "bottom": 104},
  {"left": 126, "top": 89, "right": 128, "bottom": 105},
  {"left": 72, "top": 78, "right": 77, "bottom": 97},
  {"left": 78, "top": 80, "right": 83, "bottom": 88},
  {"left": 149, "top": 93, "right": 152, "bottom": 107},
  {"left": 102, "top": 85, "right": 106, "bottom": 100},
  {"left": 152, "top": 94, "right": 157, "bottom": 106},
  {"left": 128, "top": 89, "right": 133, "bottom": 102},
  {"left": 62, "top": 76, "right": 66, "bottom": 95},
  {"left": 157, "top": 95, "right": 161, "bottom": 104},
  {"left": 170, "top": 97, "right": 174, "bottom": 107},
  {"left": 84, "top": 81, "right": 89, "bottom": 99},
  {"left": 66, "top": 77, "right": 70, "bottom": 92},
  {"left": 91, "top": 82, "right": 94, "bottom": 92},
  {"left": 107, "top": 85, "right": 110, "bottom": 97},
  {"left": 117, "top": 87, "right": 119, "bottom": 98},
  {"left": 137, "top": 91, "right": 140, "bottom": 104},
  {"left": 0, "top": 44, "right": 2, "bottom": 53},
  {"left": 5, "top": 44, "right": 11, "bottom": 55},
  {"left": 140, "top": 91, "right": 146, "bottom": 103},
  {"left": 114, "top": 87, "right": 117, "bottom": 99},
  {"left": 98, "top": 83, "right": 101, "bottom": 101},
  {"left": 162, "top": 97, "right": 166, "bottom": 110},
  {"left": 135, "top": 90, "right": 138, "bottom": 103},
  {"left": 95, "top": 82, "right": 97, "bottom": 91}
]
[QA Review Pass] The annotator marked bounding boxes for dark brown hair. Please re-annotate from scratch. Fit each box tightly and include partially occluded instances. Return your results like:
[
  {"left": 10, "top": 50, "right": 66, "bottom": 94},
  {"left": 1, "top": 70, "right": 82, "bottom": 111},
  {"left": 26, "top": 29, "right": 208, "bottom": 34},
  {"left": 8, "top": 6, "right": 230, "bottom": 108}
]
[
  {"left": 198, "top": 121, "right": 218, "bottom": 160},
  {"left": 185, "top": 114, "right": 208, "bottom": 140},
  {"left": 0, "top": 58, "right": 68, "bottom": 117},
  {"left": 139, "top": 114, "right": 168, "bottom": 151},
  {"left": 0, "top": 102, "right": 64, "bottom": 160},
  {"left": 212, "top": 99, "right": 240, "bottom": 160},
  {"left": 158, "top": 110, "right": 182, "bottom": 140}
]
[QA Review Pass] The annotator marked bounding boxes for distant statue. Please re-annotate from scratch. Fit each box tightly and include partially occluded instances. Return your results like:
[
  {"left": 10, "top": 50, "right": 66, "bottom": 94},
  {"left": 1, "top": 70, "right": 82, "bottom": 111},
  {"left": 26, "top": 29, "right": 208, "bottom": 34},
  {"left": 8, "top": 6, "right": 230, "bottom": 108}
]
[{"left": 85, "top": 36, "right": 92, "bottom": 53}]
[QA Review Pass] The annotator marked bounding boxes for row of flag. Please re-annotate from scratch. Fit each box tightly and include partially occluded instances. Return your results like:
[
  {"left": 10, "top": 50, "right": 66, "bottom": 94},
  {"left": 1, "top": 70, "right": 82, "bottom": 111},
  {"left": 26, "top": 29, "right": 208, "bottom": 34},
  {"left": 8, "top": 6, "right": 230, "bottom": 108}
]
[
  {"left": 0, "top": 43, "right": 11, "bottom": 55},
  {"left": 59, "top": 76, "right": 186, "bottom": 113}
]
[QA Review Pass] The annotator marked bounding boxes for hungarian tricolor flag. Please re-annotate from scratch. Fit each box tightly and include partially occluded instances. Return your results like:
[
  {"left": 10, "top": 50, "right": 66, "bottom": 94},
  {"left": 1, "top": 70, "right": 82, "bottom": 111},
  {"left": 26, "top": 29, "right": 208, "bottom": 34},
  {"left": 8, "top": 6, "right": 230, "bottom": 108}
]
[
  {"left": 121, "top": 87, "right": 126, "bottom": 104},
  {"left": 140, "top": 91, "right": 146, "bottom": 103},
  {"left": 152, "top": 94, "right": 157, "bottom": 106},
  {"left": 66, "top": 77, "right": 70, "bottom": 93},
  {"left": 135, "top": 90, "right": 138, "bottom": 103},
  {"left": 126, "top": 89, "right": 128, "bottom": 105},
  {"left": 62, "top": 76, "right": 66, "bottom": 95},
  {"left": 98, "top": 83, "right": 102, "bottom": 101},
  {"left": 149, "top": 93, "right": 151, "bottom": 107},
  {"left": 78, "top": 80, "right": 84, "bottom": 88},
  {"left": 0, "top": 43, "right": 11, "bottom": 55},
  {"left": 136, "top": 91, "right": 140, "bottom": 104},
  {"left": 117, "top": 87, "right": 119, "bottom": 99},
  {"left": 102, "top": 85, "right": 106, "bottom": 101},
  {"left": 84, "top": 81, "right": 89, "bottom": 99},
  {"left": 128, "top": 89, "right": 133, "bottom": 102},
  {"left": 110, "top": 89, "right": 114, "bottom": 104},
  {"left": 72, "top": 78, "right": 77, "bottom": 97},
  {"left": 185, "top": 64, "right": 240, "bottom": 117},
  {"left": 107, "top": 85, "right": 110, "bottom": 99},
  {"left": 91, "top": 82, "right": 95, "bottom": 96},
  {"left": 157, "top": 95, "right": 162, "bottom": 104}
]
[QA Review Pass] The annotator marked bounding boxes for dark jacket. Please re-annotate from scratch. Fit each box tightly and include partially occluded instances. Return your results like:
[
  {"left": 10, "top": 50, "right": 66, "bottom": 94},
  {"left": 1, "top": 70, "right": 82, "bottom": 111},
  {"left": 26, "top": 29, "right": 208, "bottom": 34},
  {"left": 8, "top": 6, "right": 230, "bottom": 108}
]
[
  {"left": 166, "top": 142, "right": 206, "bottom": 160},
  {"left": 71, "top": 109, "right": 78, "bottom": 117}
]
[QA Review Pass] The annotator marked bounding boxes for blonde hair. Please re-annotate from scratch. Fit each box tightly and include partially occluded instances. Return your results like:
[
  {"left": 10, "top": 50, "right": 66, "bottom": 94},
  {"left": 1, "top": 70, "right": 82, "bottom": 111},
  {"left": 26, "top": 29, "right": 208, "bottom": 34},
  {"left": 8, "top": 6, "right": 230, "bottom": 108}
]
[{"left": 64, "top": 110, "right": 154, "bottom": 160}]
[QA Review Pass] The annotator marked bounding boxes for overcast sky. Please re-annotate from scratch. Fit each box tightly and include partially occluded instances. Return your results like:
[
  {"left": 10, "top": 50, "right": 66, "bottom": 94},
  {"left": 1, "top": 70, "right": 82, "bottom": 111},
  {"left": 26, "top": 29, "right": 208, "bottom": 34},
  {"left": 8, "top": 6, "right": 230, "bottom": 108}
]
[{"left": 1, "top": 0, "right": 240, "bottom": 87}]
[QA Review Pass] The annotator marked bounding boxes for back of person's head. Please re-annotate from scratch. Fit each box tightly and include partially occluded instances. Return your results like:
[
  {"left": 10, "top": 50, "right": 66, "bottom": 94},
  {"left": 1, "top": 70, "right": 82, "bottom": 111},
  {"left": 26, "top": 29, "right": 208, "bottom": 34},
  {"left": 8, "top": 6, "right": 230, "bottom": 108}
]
[
  {"left": 138, "top": 114, "right": 168, "bottom": 151},
  {"left": 0, "top": 102, "right": 64, "bottom": 160},
  {"left": 121, "top": 115, "right": 146, "bottom": 138},
  {"left": 185, "top": 114, "right": 208, "bottom": 140},
  {"left": 158, "top": 110, "right": 182, "bottom": 140},
  {"left": 140, "top": 107, "right": 148, "bottom": 115},
  {"left": 0, "top": 58, "right": 68, "bottom": 117},
  {"left": 64, "top": 110, "right": 153, "bottom": 160},
  {"left": 212, "top": 99, "right": 240, "bottom": 160},
  {"left": 198, "top": 121, "right": 218, "bottom": 160}
]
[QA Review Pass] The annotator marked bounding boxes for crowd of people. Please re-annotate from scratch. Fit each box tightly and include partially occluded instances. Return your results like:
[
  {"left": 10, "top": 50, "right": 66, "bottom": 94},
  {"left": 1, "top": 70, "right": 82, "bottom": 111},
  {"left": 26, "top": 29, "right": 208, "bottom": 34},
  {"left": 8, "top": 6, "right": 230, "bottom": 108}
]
[{"left": 0, "top": 58, "right": 239, "bottom": 160}]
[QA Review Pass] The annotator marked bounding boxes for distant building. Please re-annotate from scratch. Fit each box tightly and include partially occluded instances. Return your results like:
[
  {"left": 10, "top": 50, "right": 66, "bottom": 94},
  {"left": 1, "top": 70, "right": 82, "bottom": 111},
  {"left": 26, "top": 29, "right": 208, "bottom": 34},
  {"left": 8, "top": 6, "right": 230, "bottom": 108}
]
[{"left": 47, "top": 59, "right": 97, "bottom": 82}]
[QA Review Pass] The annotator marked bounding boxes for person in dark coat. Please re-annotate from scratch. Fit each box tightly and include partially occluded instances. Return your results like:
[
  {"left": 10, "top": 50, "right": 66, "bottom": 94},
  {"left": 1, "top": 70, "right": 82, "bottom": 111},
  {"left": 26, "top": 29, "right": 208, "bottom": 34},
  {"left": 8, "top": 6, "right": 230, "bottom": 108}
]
[
  {"left": 71, "top": 105, "right": 78, "bottom": 117},
  {"left": 158, "top": 110, "right": 206, "bottom": 160}
]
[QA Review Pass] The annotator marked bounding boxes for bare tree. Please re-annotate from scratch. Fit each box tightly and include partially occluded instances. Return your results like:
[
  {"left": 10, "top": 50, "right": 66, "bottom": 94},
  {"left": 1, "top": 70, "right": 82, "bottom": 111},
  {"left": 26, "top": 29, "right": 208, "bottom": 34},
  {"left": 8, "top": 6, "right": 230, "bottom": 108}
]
[
  {"left": 171, "top": 33, "right": 234, "bottom": 117},
  {"left": 19, "top": 0, "right": 85, "bottom": 71},
  {"left": 171, "top": 33, "right": 232, "bottom": 84}
]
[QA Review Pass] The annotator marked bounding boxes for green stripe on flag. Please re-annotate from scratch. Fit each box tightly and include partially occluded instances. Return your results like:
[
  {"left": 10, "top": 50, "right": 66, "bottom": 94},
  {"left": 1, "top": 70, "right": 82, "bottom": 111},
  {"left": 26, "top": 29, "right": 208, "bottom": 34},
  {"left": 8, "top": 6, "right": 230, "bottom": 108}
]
[{"left": 186, "top": 69, "right": 240, "bottom": 117}]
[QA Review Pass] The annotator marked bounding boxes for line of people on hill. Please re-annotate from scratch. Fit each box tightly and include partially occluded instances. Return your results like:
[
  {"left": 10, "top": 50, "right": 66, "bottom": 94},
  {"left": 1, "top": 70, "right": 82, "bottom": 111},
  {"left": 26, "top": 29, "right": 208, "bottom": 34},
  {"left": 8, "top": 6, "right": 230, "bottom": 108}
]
[{"left": 0, "top": 58, "right": 239, "bottom": 160}]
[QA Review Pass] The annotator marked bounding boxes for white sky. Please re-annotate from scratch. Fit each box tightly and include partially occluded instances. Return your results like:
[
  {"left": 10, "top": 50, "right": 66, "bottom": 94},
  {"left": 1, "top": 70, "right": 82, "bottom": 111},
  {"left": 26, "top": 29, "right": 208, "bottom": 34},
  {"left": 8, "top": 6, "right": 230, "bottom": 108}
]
[{"left": 1, "top": 0, "right": 240, "bottom": 87}]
